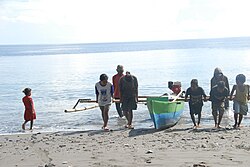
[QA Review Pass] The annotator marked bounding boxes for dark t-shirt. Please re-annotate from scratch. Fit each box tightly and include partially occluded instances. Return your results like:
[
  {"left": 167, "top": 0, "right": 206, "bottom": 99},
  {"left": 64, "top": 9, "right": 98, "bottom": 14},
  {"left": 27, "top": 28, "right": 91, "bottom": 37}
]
[
  {"left": 210, "top": 86, "right": 229, "bottom": 103},
  {"left": 119, "top": 75, "right": 138, "bottom": 98},
  {"left": 185, "top": 87, "right": 206, "bottom": 106}
]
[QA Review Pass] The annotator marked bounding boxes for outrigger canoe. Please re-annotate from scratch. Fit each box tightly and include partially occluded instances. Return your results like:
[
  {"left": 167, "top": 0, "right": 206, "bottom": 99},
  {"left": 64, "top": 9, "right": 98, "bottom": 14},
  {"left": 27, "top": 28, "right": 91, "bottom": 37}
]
[{"left": 147, "top": 96, "right": 184, "bottom": 129}]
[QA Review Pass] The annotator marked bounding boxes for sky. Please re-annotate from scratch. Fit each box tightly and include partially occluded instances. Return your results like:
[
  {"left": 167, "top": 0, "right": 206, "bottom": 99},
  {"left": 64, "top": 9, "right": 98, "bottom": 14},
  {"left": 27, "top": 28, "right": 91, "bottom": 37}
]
[{"left": 0, "top": 0, "right": 250, "bottom": 44}]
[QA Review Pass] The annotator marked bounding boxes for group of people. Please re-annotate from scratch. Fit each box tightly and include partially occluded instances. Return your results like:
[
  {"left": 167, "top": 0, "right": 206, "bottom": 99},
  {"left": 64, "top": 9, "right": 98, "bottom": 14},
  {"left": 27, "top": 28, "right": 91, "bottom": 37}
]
[
  {"left": 185, "top": 67, "right": 250, "bottom": 129},
  {"left": 21, "top": 65, "right": 139, "bottom": 131},
  {"left": 95, "top": 65, "right": 138, "bottom": 131},
  {"left": 21, "top": 66, "right": 249, "bottom": 131}
]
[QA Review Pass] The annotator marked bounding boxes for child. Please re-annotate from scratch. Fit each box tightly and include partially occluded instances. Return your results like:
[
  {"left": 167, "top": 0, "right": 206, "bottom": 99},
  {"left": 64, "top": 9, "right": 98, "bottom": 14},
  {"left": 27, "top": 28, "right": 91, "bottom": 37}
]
[
  {"left": 95, "top": 74, "right": 114, "bottom": 131},
  {"left": 210, "top": 81, "right": 229, "bottom": 128},
  {"left": 185, "top": 79, "right": 207, "bottom": 129},
  {"left": 230, "top": 74, "right": 250, "bottom": 128},
  {"left": 22, "top": 88, "right": 36, "bottom": 130}
]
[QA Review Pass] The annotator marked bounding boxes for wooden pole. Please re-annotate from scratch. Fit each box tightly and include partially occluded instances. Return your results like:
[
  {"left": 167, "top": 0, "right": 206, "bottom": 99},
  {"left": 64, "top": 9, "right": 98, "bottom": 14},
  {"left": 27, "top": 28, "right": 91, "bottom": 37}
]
[{"left": 65, "top": 104, "right": 99, "bottom": 113}]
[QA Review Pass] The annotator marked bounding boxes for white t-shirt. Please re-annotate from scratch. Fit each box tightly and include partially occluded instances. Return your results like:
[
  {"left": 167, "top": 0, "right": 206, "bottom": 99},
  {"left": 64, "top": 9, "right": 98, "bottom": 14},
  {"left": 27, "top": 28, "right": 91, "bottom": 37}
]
[{"left": 95, "top": 82, "right": 113, "bottom": 106}]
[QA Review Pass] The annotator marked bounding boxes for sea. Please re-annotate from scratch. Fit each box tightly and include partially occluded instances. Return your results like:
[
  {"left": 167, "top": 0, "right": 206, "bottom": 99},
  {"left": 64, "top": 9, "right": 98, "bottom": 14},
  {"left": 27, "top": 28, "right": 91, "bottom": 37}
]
[{"left": 1, "top": 37, "right": 250, "bottom": 134}]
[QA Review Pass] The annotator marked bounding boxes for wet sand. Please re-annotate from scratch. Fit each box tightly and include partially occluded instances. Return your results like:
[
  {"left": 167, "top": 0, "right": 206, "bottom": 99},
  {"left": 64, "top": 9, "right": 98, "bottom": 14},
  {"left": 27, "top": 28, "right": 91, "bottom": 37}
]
[{"left": 1, "top": 123, "right": 250, "bottom": 167}]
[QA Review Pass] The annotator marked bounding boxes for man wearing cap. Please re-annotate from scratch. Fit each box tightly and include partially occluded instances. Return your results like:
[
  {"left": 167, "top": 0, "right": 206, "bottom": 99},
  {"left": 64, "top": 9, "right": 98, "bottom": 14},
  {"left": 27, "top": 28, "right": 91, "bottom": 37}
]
[{"left": 112, "top": 65, "right": 124, "bottom": 117}]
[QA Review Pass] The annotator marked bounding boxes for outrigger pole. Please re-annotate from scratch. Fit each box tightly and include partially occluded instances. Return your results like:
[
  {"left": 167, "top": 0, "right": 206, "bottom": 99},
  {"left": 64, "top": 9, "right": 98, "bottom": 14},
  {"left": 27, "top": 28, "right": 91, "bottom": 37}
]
[{"left": 64, "top": 95, "right": 234, "bottom": 113}]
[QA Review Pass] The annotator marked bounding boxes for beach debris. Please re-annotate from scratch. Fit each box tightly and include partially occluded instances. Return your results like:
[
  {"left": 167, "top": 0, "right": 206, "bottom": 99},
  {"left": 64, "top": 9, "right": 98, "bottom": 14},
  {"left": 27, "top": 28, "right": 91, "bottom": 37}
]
[
  {"left": 124, "top": 144, "right": 129, "bottom": 147},
  {"left": 146, "top": 159, "right": 152, "bottom": 163},
  {"left": 220, "top": 136, "right": 225, "bottom": 139},
  {"left": 62, "top": 161, "right": 68, "bottom": 164},
  {"left": 44, "top": 163, "right": 55, "bottom": 167},
  {"left": 201, "top": 144, "right": 207, "bottom": 148},
  {"left": 146, "top": 150, "right": 153, "bottom": 154},
  {"left": 24, "top": 147, "right": 29, "bottom": 150},
  {"left": 59, "top": 144, "right": 66, "bottom": 148},
  {"left": 193, "top": 161, "right": 207, "bottom": 167}
]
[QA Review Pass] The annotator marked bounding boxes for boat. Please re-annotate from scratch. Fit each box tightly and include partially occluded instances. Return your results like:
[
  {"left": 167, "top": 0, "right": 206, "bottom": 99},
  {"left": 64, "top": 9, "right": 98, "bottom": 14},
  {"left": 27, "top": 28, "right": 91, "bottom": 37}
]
[{"left": 147, "top": 96, "right": 184, "bottom": 129}]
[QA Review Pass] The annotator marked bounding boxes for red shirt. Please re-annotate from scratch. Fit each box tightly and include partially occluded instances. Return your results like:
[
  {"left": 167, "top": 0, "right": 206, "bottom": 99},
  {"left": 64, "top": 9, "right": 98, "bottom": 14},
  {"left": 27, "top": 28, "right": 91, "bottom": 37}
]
[
  {"left": 22, "top": 96, "right": 36, "bottom": 121},
  {"left": 112, "top": 73, "right": 124, "bottom": 98}
]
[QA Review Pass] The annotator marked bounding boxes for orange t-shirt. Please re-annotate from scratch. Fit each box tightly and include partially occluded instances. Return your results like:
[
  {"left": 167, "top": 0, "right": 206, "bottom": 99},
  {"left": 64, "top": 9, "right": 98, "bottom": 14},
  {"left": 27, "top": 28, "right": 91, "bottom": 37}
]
[{"left": 112, "top": 73, "right": 124, "bottom": 98}]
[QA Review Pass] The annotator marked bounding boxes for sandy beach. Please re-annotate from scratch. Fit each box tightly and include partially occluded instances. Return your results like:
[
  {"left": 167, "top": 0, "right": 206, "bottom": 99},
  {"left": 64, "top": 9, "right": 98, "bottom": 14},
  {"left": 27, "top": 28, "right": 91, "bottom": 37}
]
[{"left": 1, "top": 123, "right": 250, "bottom": 167}]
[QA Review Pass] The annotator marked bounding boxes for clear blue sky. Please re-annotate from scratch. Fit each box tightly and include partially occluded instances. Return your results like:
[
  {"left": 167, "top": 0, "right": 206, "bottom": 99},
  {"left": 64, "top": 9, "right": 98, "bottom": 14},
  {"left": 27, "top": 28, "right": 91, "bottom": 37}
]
[{"left": 1, "top": 0, "right": 250, "bottom": 44}]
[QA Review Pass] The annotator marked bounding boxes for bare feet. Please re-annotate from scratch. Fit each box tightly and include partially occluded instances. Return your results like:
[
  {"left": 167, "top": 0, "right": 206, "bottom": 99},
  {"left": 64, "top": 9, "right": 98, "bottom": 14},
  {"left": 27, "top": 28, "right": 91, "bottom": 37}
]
[
  {"left": 22, "top": 123, "right": 25, "bottom": 130},
  {"left": 102, "top": 126, "right": 110, "bottom": 131},
  {"left": 125, "top": 125, "right": 134, "bottom": 129},
  {"left": 217, "top": 125, "right": 222, "bottom": 129}
]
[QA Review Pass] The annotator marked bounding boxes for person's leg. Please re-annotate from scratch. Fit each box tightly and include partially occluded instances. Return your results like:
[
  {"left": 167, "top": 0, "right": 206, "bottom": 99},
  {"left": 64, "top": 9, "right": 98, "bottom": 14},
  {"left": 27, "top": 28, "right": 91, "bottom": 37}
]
[
  {"left": 190, "top": 112, "right": 196, "bottom": 127},
  {"left": 189, "top": 106, "right": 196, "bottom": 127},
  {"left": 233, "top": 113, "right": 238, "bottom": 128},
  {"left": 22, "top": 120, "right": 28, "bottom": 130},
  {"left": 30, "top": 120, "right": 33, "bottom": 130},
  {"left": 127, "top": 110, "right": 134, "bottom": 129},
  {"left": 100, "top": 106, "right": 106, "bottom": 128},
  {"left": 103, "top": 105, "right": 110, "bottom": 128},
  {"left": 127, "top": 110, "right": 133, "bottom": 125},
  {"left": 197, "top": 105, "right": 202, "bottom": 127},
  {"left": 212, "top": 110, "right": 218, "bottom": 127},
  {"left": 115, "top": 102, "right": 123, "bottom": 117},
  {"left": 238, "top": 114, "right": 243, "bottom": 127},
  {"left": 233, "top": 101, "right": 240, "bottom": 128},
  {"left": 217, "top": 106, "right": 225, "bottom": 128},
  {"left": 212, "top": 103, "right": 218, "bottom": 127},
  {"left": 123, "top": 110, "right": 129, "bottom": 122},
  {"left": 225, "top": 98, "right": 229, "bottom": 110},
  {"left": 197, "top": 112, "right": 201, "bottom": 127}
]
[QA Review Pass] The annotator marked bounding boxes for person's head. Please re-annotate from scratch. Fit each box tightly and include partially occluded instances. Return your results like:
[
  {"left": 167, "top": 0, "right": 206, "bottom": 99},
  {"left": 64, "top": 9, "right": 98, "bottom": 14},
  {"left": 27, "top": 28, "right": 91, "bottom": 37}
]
[
  {"left": 217, "top": 81, "right": 225, "bottom": 92},
  {"left": 236, "top": 74, "right": 246, "bottom": 85},
  {"left": 125, "top": 71, "right": 132, "bottom": 81},
  {"left": 191, "top": 79, "right": 198, "bottom": 89},
  {"left": 99, "top": 74, "right": 108, "bottom": 85},
  {"left": 23, "top": 88, "right": 32, "bottom": 96},
  {"left": 116, "top": 65, "right": 124, "bottom": 74},
  {"left": 214, "top": 67, "right": 223, "bottom": 79}
]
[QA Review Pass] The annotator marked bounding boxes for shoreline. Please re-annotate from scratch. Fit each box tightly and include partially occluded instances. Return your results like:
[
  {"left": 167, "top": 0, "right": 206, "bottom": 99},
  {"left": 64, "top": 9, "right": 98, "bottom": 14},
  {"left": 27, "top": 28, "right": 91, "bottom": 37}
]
[{"left": 1, "top": 124, "right": 250, "bottom": 167}]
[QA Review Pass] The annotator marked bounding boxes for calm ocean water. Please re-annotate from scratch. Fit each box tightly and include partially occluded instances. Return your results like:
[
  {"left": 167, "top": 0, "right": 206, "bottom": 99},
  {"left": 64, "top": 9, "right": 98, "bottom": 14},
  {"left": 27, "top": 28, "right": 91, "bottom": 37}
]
[{"left": 1, "top": 37, "right": 250, "bottom": 134}]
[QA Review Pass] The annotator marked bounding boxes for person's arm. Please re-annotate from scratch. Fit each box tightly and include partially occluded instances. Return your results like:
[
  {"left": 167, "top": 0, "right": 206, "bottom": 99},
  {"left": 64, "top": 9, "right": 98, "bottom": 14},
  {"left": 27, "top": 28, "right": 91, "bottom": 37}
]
[
  {"left": 210, "top": 78, "right": 214, "bottom": 90},
  {"left": 30, "top": 98, "right": 35, "bottom": 114},
  {"left": 230, "top": 85, "right": 236, "bottom": 100},
  {"left": 95, "top": 85, "right": 99, "bottom": 103},
  {"left": 225, "top": 77, "right": 230, "bottom": 95},
  {"left": 184, "top": 88, "right": 189, "bottom": 102},
  {"left": 111, "top": 84, "right": 114, "bottom": 99},
  {"left": 247, "top": 85, "right": 250, "bottom": 101},
  {"left": 119, "top": 78, "right": 123, "bottom": 102},
  {"left": 209, "top": 88, "right": 213, "bottom": 101},
  {"left": 134, "top": 76, "right": 139, "bottom": 102},
  {"left": 201, "top": 88, "right": 207, "bottom": 102}
]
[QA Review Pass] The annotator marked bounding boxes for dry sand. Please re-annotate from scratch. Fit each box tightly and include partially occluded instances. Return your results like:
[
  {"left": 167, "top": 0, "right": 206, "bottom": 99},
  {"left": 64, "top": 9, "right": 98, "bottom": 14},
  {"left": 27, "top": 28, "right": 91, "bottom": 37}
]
[{"left": 1, "top": 124, "right": 250, "bottom": 167}]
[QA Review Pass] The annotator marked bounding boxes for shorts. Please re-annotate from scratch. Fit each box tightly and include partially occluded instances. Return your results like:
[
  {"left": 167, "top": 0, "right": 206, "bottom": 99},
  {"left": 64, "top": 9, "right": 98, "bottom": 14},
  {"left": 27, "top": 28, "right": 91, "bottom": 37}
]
[
  {"left": 99, "top": 104, "right": 111, "bottom": 111},
  {"left": 233, "top": 101, "right": 248, "bottom": 115},
  {"left": 212, "top": 102, "right": 225, "bottom": 115},
  {"left": 189, "top": 103, "right": 202, "bottom": 115},
  {"left": 121, "top": 96, "right": 137, "bottom": 111}
]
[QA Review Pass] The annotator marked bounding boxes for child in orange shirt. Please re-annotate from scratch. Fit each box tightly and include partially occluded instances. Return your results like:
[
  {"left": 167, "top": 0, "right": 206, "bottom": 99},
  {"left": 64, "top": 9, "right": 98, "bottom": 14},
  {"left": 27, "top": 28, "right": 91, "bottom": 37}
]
[{"left": 22, "top": 88, "right": 36, "bottom": 130}]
